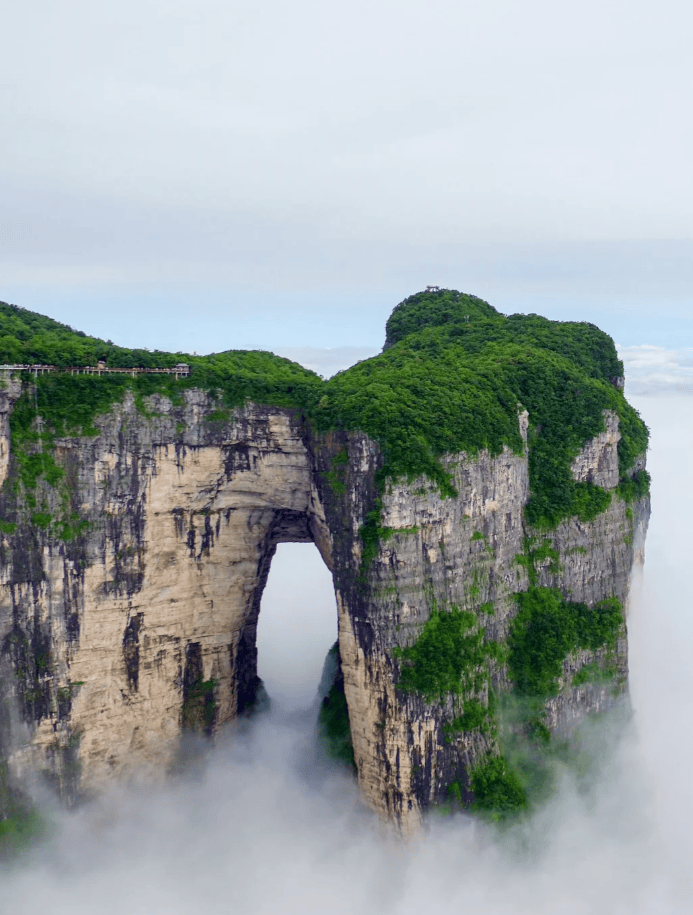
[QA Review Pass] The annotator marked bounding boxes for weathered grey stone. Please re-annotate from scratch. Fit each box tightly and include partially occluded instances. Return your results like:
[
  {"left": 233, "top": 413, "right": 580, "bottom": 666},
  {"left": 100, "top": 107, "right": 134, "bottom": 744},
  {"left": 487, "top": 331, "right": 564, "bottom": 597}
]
[
  {"left": 570, "top": 410, "right": 621, "bottom": 490},
  {"left": 0, "top": 376, "right": 21, "bottom": 490}
]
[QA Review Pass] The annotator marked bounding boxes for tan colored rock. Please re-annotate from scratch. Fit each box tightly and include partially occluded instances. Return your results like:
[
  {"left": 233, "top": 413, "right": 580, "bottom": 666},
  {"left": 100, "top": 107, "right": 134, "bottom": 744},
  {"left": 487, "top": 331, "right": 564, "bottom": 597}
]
[{"left": 2, "top": 396, "right": 333, "bottom": 797}]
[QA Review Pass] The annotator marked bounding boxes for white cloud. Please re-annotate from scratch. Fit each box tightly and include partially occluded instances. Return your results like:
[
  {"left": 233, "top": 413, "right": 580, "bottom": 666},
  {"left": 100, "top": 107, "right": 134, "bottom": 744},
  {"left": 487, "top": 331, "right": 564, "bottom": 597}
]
[
  {"left": 618, "top": 344, "right": 693, "bottom": 395},
  {"left": 271, "top": 346, "right": 379, "bottom": 377}
]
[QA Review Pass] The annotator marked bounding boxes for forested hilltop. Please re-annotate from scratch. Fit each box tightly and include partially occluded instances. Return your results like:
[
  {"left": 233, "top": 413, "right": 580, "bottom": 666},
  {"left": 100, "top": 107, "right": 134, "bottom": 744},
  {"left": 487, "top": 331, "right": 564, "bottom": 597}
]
[{"left": 1, "top": 289, "right": 648, "bottom": 530}]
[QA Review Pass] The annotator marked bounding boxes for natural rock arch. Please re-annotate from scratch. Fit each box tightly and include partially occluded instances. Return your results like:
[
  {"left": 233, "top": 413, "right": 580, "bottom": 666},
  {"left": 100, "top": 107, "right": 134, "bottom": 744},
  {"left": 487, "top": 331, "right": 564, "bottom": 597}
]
[
  {"left": 0, "top": 389, "right": 648, "bottom": 832},
  {"left": 62, "top": 402, "right": 334, "bottom": 784}
]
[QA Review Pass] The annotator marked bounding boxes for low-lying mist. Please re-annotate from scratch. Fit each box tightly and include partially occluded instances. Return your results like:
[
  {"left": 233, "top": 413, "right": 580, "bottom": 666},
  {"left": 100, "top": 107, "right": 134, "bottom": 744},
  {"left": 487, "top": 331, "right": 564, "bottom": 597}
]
[{"left": 1, "top": 395, "right": 691, "bottom": 914}]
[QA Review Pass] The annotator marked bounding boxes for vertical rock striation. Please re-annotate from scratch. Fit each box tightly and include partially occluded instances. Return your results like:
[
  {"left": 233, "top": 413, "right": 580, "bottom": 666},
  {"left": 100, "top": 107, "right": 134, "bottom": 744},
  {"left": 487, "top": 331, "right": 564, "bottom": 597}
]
[
  {"left": 0, "top": 393, "right": 332, "bottom": 797},
  {"left": 317, "top": 411, "right": 648, "bottom": 829}
]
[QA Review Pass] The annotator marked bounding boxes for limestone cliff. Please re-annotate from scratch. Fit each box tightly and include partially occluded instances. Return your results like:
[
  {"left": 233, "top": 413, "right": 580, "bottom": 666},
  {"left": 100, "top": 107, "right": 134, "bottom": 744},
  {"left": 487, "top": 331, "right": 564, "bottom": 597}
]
[
  {"left": 318, "top": 410, "right": 647, "bottom": 826},
  {"left": 0, "top": 290, "right": 650, "bottom": 830},
  {"left": 0, "top": 392, "right": 333, "bottom": 801}
]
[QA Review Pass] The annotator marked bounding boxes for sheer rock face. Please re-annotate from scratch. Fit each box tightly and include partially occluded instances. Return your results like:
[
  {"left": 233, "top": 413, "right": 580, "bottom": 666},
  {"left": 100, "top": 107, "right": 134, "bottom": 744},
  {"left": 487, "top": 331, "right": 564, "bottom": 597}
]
[
  {"left": 326, "top": 410, "right": 648, "bottom": 829},
  {"left": 0, "top": 377, "right": 21, "bottom": 490},
  {"left": 334, "top": 439, "right": 531, "bottom": 825},
  {"left": 0, "top": 392, "right": 648, "bottom": 830},
  {"left": 570, "top": 409, "right": 621, "bottom": 489},
  {"left": 0, "top": 392, "right": 332, "bottom": 799}
]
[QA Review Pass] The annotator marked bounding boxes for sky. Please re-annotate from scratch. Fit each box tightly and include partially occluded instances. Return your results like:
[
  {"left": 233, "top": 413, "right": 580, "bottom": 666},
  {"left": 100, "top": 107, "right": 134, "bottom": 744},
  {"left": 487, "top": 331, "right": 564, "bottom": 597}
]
[{"left": 2, "top": 0, "right": 693, "bottom": 359}]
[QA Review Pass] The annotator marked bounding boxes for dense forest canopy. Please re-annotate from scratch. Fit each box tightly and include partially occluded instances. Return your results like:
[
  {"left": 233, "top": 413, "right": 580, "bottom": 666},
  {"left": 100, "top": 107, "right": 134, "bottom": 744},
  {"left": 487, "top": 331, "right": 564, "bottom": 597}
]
[
  {"left": 0, "top": 300, "right": 187, "bottom": 369},
  {"left": 1, "top": 290, "right": 648, "bottom": 529}
]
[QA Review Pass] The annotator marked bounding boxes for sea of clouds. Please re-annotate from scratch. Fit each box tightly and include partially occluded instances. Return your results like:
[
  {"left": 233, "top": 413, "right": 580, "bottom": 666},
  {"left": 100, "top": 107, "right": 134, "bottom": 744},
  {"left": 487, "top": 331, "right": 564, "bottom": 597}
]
[{"left": 1, "top": 394, "right": 691, "bottom": 914}]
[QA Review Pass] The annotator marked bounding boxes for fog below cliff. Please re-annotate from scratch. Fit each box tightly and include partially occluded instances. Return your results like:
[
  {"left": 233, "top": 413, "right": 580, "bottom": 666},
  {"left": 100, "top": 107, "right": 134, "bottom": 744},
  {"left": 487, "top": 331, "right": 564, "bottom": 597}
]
[{"left": 2, "top": 394, "right": 692, "bottom": 914}]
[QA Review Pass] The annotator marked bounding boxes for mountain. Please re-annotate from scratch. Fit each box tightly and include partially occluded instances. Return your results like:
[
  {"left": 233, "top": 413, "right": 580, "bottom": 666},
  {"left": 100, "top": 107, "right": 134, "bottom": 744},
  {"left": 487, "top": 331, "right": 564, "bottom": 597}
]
[{"left": 0, "top": 289, "right": 649, "bottom": 832}]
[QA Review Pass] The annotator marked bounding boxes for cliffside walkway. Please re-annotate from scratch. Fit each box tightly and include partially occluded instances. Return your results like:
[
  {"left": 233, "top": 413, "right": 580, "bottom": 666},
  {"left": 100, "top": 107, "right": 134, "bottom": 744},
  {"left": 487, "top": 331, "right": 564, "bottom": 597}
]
[{"left": 0, "top": 361, "right": 191, "bottom": 379}]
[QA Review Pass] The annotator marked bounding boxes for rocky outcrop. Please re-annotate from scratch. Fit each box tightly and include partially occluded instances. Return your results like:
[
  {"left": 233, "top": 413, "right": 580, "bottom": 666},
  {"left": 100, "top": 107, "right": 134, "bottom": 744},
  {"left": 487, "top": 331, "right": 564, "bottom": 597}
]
[
  {"left": 0, "top": 386, "right": 648, "bottom": 831},
  {"left": 570, "top": 409, "right": 621, "bottom": 489}
]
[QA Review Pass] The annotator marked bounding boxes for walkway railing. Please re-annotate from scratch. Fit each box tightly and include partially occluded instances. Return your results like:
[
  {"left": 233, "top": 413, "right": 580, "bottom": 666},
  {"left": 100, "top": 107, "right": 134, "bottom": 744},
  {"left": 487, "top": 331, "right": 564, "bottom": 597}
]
[{"left": 0, "top": 363, "right": 191, "bottom": 379}]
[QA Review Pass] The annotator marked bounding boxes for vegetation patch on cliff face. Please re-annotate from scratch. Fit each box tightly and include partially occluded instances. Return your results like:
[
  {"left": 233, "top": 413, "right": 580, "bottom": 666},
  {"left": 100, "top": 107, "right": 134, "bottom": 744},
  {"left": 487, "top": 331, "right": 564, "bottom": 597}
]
[
  {"left": 469, "top": 755, "right": 528, "bottom": 816},
  {"left": 393, "top": 602, "right": 502, "bottom": 702},
  {"left": 317, "top": 643, "right": 355, "bottom": 770},
  {"left": 444, "top": 698, "right": 491, "bottom": 735},
  {"left": 0, "top": 809, "right": 44, "bottom": 858},
  {"left": 515, "top": 536, "right": 562, "bottom": 585},
  {"left": 0, "top": 762, "right": 45, "bottom": 858},
  {"left": 181, "top": 678, "right": 217, "bottom": 734},
  {"left": 358, "top": 498, "right": 420, "bottom": 576},
  {"left": 445, "top": 753, "right": 528, "bottom": 820},
  {"left": 617, "top": 468, "right": 651, "bottom": 503},
  {"left": 508, "top": 588, "right": 623, "bottom": 697}
]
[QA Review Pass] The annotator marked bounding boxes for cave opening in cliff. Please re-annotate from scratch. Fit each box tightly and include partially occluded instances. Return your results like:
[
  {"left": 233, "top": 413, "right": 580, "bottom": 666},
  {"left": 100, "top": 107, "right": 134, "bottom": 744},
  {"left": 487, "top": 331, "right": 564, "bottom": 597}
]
[{"left": 256, "top": 542, "right": 338, "bottom": 713}]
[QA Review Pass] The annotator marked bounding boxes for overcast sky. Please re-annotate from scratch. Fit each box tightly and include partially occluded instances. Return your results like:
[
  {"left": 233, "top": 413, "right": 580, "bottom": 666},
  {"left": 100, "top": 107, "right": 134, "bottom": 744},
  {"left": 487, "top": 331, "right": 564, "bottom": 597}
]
[{"left": 2, "top": 0, "right": 692, "bottom": 358}]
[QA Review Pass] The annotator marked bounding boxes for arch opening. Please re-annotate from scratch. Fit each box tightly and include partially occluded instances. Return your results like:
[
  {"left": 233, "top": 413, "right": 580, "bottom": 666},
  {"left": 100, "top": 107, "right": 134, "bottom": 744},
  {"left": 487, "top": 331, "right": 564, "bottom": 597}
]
[{"left": 256, "top": 542, "right": 337, "bottom": 713}]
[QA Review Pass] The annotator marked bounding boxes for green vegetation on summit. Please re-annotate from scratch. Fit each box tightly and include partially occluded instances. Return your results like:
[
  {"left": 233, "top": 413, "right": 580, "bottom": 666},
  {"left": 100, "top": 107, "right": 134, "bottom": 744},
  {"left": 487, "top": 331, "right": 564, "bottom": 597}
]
[
  {"left": 0, "top": 300, "right": 184, "bottom": 369},
  {"left": 1, "top": 288, "right": 648, "bottom": 531}
]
